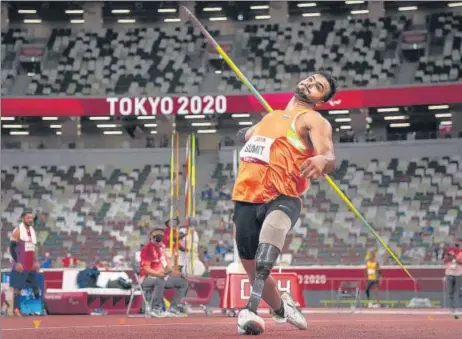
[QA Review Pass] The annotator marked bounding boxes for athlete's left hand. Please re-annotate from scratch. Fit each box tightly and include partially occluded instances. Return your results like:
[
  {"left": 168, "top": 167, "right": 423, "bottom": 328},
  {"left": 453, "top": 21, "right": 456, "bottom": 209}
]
[{"left": 300, "top": 155, "right": 327, "bottom": 179}]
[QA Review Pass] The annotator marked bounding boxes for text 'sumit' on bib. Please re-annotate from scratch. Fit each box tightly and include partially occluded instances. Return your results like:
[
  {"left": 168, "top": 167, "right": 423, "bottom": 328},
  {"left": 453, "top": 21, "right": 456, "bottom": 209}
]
[{"left": 240, "top": 136, "right": 275, "bottom": 165}]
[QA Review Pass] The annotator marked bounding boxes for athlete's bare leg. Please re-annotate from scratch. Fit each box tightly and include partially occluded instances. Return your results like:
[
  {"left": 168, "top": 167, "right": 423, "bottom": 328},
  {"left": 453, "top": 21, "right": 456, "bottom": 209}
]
[{"left": 240, "top": 258, "right": 282, "bottom": 310}]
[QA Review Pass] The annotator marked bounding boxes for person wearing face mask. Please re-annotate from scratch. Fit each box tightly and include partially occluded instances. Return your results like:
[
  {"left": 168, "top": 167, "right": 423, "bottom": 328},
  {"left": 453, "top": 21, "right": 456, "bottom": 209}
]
[{"left": 140, "top": 227, "right": 188, "bottom": 318}]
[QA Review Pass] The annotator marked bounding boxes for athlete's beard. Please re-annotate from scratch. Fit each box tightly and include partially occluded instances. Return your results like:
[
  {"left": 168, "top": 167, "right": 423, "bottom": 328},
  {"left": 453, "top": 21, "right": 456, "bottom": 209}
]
[{"left": 293, "top": 86, "right": 314, "bottom": 105}]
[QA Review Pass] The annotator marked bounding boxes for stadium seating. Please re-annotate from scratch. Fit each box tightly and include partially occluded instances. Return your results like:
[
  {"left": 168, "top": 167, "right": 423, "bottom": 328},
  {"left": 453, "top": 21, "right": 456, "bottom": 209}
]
[
  {"left": 3, "top": 154, "right": 460, "bottom": 268},
  {"left": 1, "top": 29, "right": 30, "bottom": 96},
  {"left": 207, "top": 155, "right": 462, "bottom": 266},
  {"left": 24, "top": 26, "right": 217, "bottom": 96},
  {"left": 218, "top": 17, "right": 408, "bottom": 93},
  {"left": 415, "top": 12, "right": 462, "bottom": 83},
  {"left": 4, "top": 12, "right": 462, "bottom": 95}
]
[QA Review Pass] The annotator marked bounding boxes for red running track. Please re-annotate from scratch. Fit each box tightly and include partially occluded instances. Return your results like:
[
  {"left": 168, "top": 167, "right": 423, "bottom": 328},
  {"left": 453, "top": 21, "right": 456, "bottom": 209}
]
[{"left": 1, "top": 314, "right": 461, "bottom": 339}]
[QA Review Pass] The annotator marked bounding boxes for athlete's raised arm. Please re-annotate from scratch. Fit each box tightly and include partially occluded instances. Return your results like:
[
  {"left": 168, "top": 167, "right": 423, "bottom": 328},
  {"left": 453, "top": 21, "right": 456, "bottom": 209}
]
[{"left": 300, "top": 112, "right": 336, "bottom": 179}]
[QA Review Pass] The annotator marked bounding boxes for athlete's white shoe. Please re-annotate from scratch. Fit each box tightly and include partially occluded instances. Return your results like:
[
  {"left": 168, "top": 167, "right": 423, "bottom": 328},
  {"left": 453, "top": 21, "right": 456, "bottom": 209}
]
[
  {"left": 237, "top": 308, "right": 265, "bottom": 335},
  {"left": 272, "top": 292, "right": 308, "bottom": 330}
]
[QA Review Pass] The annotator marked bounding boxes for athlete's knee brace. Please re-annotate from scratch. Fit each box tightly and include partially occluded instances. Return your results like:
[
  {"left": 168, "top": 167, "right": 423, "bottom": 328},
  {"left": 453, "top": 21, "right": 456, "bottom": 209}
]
[
  {"left": 255, "top": 243, "right": 281, "bottom": 281},
  {"left": 259, "top": 210, "right": 292, "bottom": 251}
]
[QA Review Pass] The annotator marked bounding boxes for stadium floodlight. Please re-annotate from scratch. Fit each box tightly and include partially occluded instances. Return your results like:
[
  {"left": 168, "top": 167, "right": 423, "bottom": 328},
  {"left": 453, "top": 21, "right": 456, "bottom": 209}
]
[
  {"left": 164, "top": 18, "right": 181, "bottom": 23},
  {"left": 1, "top": 117, "right": 15, "bottom": 121},
  {"left": 18, "top": 9, "right": 37, "bottom": 14},
  {"left": 345, "top": 1, "right": 364, "bottom": 4},
  {"left": 351, "top": 10, "right": 369, "bottom": 14},
  {"left": 250, "top": 5, "right": 269, "bottom": 10},
  {"left": 137, "top": 116, "right": 156, "bottom": 120},
  {"left": 65, "top": 10, "right": 84, "bottom": 14},
  {"left": 302, "top": 12, "right": 321, "bottom": 17},
  {"left": 184, "top": 115, "right": 205, "bottom": 119},
  {"left": 390, "top": 122, "right": 410, "bottom": 128},
  {"left": 328, "top": 110, "right": 349, "bottom": 115},
  {"left": 103, "top": 131, "right": 123, "bottom": 135},
  {"left": 383, "top": 116, "right": 408, "bottom": 121},
  {"left": 111, "top": 9, "right": 130, "bottom": 14},
  {"left": 255, "top": 15, "right": 271, "bottom": 20},
  {"left": 49, "top": 125, "right": 62, "bottom": 129},
  {"left": 23, "top": 19, "right": 42, "bottom": 23},
  {"left": 238, "top": 121, "right": 253, "bottom": 126},
  {"left": 10, "top": 131, "right": 29, "bottom": 135},
  {"left": 143, "top": 124, "right": 157, "bottom": 128},
  {"left": 89, "top": 116, "right": 110, "bottom": 120},
  {"left": 191, "top": 122, "right": 213, "bottom": 127},
  {"left": 3, "top": 124, "right": 24, "bottom": 128},
  {"left": 231, "top": 114, "right": 250, "bottom": 118},
  {"left": 158, "top": 8, "right": 177, "bottom": 13},
  {"left": 209, "top": 17, "right": 227, "bottom": 21},
  {"left": 297, "top": 3, "right": 317, "bottom": 8},
  {"left": 197, "top": 129, "right": 217, "bottom": 134},
  {"left": 70, "top": 19, "right": 85, "bottom": 24},
  {"left": 203, "top": 7, "right": 222, "bottom": 12},
  {"left": 340, "top": 125, "right": 352, "bottom": 130},
  {"left": 117, "top": 19, "right": 136, "bottom": 23},
  {"left": 334, "top": 118, "right": 352, "bottom": 122},
  {"left": 377, "top": 107, "right": 399, "bottom": 112},
  {"left": 440, "top": 121, "right": 452, "bottom": 126},
  {"left": 97, "top": 124, "right": 118, "bottom": 128},
  {"left": 448, "top": 2, "right": 462, "bottom": 7},
  {"left": 428, "top": 104, "right": 449, "bottom": 110},
  {"left": 42, "top": 117, "right": 58, "bottom": 120},
  {"left": 399, "top": 6, "right": 417, "bottom": 11},
  {"left": 435, "top": 113, "right": 452, "bottom": 118}
]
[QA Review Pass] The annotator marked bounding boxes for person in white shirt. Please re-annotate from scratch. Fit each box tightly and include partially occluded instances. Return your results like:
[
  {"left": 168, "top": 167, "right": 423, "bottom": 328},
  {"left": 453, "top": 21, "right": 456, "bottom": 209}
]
[{"left": 444, "top": 242, "right": 462, "bottom": 319}]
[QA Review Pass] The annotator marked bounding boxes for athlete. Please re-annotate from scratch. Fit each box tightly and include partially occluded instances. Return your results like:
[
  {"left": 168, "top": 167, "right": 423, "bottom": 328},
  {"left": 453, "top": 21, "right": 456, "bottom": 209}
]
[
  {"left": 365, "top": 250, "right": 382, "bottom": 308},
  {"left": 9, "top": 211, "right": 40, "bottom": 316},
  {"left": 233, "top": 71, "right": 337, "bottom": 335}
]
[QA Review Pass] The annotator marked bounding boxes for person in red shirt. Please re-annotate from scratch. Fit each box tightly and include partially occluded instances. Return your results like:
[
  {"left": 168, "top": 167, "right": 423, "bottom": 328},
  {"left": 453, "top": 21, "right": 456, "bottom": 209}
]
[
  {"left": 140, "top": 227, "right": 188, "bottom": 318},
  {"left": 62, "top": 253, "right": 78, "bottom": 268},
  {"left": 9, "top": 211, "right": 40, "bottom": 316}
]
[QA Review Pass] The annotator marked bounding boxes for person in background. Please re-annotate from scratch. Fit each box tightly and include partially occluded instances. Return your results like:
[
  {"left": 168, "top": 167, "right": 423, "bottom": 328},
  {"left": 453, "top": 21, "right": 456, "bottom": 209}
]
[
  {"left": 40, "top": 252, "right": 52, "bottom": 269},
  {"left": 140, "top": 227, "right": 188, "bottom": 318},
  {"left": 365, "top": 250, "right": 382, "bottom": 308},
  {"left": 9, "top": 211, "right": 41, "bottom": 316},
  {"left": 420, "top": 220, "right": 434, "bottom": 237},
  {"left": 62, "top": 253, "right": 78, "bottom": 268},
  {"left": 444, "top": 241, "right": 462, "bottom": 319}
]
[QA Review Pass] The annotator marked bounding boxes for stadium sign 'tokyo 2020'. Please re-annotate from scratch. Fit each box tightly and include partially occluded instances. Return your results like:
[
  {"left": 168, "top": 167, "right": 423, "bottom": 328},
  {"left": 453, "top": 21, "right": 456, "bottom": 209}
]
[{"left": 1, "top": 83, "right": 462, "bottom": 116}]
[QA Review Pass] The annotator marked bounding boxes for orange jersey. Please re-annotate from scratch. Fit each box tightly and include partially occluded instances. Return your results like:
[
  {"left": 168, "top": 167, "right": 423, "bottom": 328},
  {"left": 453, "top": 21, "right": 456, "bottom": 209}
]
[{"left": 232, "top": 109, "right": 315, "bottom": 203}]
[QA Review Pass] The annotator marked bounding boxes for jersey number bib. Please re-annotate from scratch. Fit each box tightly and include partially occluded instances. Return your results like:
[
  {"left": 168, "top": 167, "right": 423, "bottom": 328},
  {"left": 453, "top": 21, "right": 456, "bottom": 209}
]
[{"left": 240, "top": 136, "right": 275, "bottom": 164}]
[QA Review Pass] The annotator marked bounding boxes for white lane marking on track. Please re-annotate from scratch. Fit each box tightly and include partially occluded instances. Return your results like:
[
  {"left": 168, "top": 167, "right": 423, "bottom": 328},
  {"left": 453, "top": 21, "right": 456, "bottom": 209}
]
[
  {"left": 1, "top": 320, "right": 325, "bottom": 332},
  {"left": 1, "top": 317, "right": 452, "bottom": 332}
]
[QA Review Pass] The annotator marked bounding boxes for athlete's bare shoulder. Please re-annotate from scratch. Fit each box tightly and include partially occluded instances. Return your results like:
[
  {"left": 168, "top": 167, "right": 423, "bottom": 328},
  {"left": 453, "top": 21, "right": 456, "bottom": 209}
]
[
  {"left": 294, "top": 108, "right": 332, "bottom": 134},
  {"left": 10, "top": 227, "right": 19, "bottom": 241}
]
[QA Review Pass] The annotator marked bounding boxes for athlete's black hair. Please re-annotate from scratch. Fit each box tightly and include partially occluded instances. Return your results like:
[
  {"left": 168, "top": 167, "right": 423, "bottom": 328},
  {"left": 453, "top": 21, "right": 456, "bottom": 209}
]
[
  {"left": 316, "top": 70, "right": 337, "bottom": 102},
  {"left": 21, "top": 211, "right": 33, "bottom": 218}
]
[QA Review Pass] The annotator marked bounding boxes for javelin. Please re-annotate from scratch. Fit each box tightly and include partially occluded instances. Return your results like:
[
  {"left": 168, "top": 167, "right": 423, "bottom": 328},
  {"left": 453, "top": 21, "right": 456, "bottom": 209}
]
[{"left": 182, "top": 6, "right": 414, "bottom": 282}]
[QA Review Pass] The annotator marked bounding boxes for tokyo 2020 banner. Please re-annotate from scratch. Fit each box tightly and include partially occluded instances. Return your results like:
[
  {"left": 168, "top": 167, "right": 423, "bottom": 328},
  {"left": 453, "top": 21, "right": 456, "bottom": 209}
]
[{"left": 1, "top": 83, "right": 462, "bottom": 117}]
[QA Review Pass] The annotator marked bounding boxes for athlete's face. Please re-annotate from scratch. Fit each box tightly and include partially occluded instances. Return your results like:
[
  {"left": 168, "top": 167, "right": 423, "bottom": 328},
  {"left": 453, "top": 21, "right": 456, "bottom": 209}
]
[
  {"left": 294, "top": 74, "right": 332, "bottom": 106},
  {"left": 22, "top": 213, "right": 33, "bottom": 226}
]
